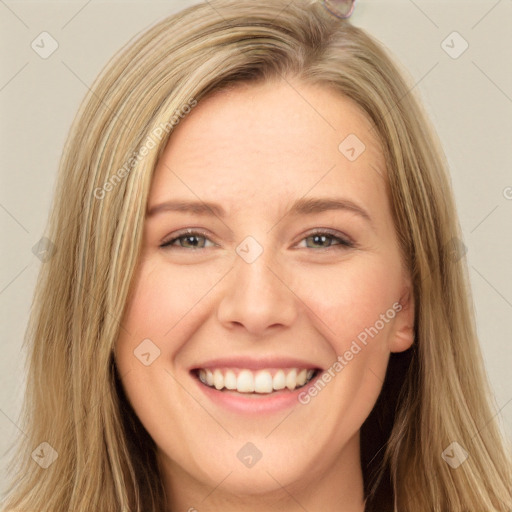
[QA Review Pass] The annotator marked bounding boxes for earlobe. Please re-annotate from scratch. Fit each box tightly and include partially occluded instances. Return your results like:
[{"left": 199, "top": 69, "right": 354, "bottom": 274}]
[
  {"left": 391, "top": 324, "right": 415, "bottom": 353},
  {"left": 390, "top": 287, "right": 415, "bottom": 353}
]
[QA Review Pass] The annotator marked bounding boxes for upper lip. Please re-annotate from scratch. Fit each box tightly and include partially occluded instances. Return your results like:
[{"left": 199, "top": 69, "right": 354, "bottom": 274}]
[{"left": 190, "top": 356, "right": 323, "bottom": 372}]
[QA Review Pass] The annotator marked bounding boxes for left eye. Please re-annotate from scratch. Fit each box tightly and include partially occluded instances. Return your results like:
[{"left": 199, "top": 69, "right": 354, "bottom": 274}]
[
  {"left": 160, "top": 230, "right": 353, "bottom": 251},
  {"left": 299, "top": 232, "right": 353, "bottom": 249}
]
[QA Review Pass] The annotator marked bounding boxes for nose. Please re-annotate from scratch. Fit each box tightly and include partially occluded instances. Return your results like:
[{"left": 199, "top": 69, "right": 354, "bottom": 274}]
[{"left": 216, "top": 246, "right": 298, "bottom": 336}]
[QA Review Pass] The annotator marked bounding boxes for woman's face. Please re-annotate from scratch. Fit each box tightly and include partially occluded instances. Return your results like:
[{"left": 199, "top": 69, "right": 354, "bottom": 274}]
[{"left": 115, "top": 79, "right": 414, "bottom": 506}]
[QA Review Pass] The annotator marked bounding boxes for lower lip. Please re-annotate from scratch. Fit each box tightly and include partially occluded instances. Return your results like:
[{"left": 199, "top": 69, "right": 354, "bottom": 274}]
[{"left": 192, "top": 371, "right": 321, "bottom": 414}]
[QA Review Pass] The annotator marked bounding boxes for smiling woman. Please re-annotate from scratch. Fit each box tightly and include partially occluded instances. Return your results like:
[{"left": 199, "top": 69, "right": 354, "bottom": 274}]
[{"left": 2, "top": 1, "right": 512, "bottom": 511}]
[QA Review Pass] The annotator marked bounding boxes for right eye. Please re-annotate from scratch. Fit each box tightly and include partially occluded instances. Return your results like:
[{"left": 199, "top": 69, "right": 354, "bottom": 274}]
[{"left": 160, "top": 229, "right": 216, "bottom": 250}]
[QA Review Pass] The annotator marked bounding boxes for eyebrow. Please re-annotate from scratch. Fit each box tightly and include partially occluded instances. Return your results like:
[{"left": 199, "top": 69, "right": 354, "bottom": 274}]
[{"left": 147, "top": 197, "right": 373, "bottom": 225}]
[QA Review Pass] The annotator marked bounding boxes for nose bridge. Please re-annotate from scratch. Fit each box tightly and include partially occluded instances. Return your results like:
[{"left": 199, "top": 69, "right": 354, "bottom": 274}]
[
  {"left": 237, "top": 244, "right": 278, "bottom": 297},
  {"left": 216, "top": 236, "right": 297, "bottom": 333}
]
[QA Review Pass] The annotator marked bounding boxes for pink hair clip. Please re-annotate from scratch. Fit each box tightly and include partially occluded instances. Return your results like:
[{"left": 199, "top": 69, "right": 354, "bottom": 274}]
[{"left": 322, "top": 0, "right": 356, "bottom": 19}]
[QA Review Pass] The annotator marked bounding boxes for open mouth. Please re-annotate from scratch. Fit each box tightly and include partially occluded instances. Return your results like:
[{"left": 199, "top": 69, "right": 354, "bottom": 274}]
[{"left": 192, "top": 367, "right": 321, "bottom": 394}]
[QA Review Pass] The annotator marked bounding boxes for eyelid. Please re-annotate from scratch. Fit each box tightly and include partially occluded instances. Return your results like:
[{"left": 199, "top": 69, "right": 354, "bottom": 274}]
[
  {"left": 298, "top": 227, "right": 354, "bottom": 247},
  {"left": 160, "top": 228, "right": 217, "bottom": 248},
  {"left": 160, "top": 227, "right": 355, "bottom": 250}
]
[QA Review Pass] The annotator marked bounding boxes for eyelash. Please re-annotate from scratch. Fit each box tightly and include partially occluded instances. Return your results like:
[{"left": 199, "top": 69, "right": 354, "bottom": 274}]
[{"left": 160, "top": 228, "right": 355, "bottom": 251}]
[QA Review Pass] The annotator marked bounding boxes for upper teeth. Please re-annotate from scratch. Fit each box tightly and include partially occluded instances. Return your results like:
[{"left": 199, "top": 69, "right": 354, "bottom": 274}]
[{"left": 198, "top": 368, "right": 316, "bottom": 394}]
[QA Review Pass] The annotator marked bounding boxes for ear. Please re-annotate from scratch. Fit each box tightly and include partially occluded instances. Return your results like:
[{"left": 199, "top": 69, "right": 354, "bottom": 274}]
[{"left": 389, "top": 285, "right": 415, "bottom": 353}]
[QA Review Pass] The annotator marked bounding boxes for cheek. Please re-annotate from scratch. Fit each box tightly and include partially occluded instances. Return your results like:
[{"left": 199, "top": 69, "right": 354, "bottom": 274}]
[
  {"left": 114, "top": 256, "right": 229, "bottom": 424},
  {"left": 284, "top": 255, "right": 402, "bottom": 425},
  {"left": 119, "top": 256, "right": 226, "bottom": 342},
  {"left": 297, "top": 255, "right": 402, "bottom": 349},
  {"left": 293, "top": 258, "right": 399, "bottom": 442}
]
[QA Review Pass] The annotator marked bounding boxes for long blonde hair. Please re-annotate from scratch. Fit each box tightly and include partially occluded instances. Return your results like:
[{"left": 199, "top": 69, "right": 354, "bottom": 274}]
[{"left": 3, "top": 1, "right": 511, "bottom": 510}]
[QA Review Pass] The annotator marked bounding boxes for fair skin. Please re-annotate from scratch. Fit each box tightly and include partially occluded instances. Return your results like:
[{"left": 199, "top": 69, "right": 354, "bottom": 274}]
[{"left": 115, "top": 79, "right": 415, "bottom": 512}]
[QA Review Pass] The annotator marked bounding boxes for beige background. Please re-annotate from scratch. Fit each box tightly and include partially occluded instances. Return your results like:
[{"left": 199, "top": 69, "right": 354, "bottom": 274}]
[{"left": 1, "top": 0, "right": 511, "bottom": 491}]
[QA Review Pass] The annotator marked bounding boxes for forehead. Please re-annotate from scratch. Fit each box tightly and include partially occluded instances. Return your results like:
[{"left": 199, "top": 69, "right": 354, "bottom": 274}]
[{"left": 149, "top": 79, "right": 386, "bottom": 217}]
